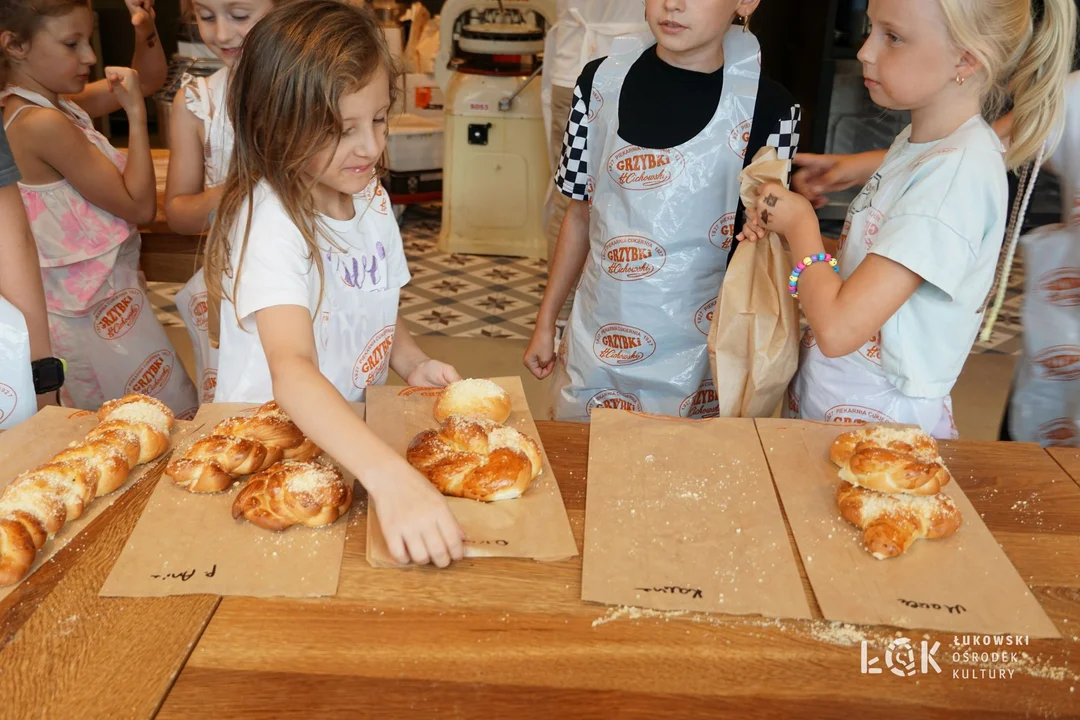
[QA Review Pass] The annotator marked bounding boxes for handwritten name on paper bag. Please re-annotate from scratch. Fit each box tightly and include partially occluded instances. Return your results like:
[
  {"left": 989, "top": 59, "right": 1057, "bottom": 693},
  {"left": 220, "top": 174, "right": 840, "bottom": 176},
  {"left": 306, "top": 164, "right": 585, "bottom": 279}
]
[
  {"left": 151, "top": 564, "right": 218, "bottom": 582},
  {"left": 635, "top": 585, "right": 704, "bottom": 600},
  {"left": 899, "top": 598, "right": 967, "bottom": 615},
  {"left": 465, "top": 539, "right": 510, "bottom": 547}
]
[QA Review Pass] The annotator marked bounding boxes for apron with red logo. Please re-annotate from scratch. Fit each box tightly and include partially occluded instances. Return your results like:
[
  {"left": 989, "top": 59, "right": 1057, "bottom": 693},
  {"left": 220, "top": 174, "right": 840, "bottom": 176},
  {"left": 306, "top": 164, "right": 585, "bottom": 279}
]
[
  {"left": 551, "top": 29, "right": 761, "bottom": 422},
  {"left": 786, "top": 171, "right": 956, "bottom": 439},
  {"left": 215, "top": 179, "right": 400, "bottom": 404},
  {"left": 0, "top": 297, "right": 37, "bottom": 429},
  {"left": 1009, "top": 223, "right": 1080, "bottom": 446}
]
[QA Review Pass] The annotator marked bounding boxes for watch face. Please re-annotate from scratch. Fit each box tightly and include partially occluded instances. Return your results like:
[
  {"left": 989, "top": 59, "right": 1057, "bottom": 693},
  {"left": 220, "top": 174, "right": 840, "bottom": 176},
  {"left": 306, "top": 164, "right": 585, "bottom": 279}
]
[{"left": 32, "top": 358, "right": 65, "bottom": 394}]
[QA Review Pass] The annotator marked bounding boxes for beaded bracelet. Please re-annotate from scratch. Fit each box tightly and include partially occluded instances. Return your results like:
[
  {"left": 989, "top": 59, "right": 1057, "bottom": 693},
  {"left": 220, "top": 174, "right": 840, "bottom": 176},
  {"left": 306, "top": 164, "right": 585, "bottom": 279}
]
[{"left": 788, "top": 253, "right": 839, "bottom": 299}]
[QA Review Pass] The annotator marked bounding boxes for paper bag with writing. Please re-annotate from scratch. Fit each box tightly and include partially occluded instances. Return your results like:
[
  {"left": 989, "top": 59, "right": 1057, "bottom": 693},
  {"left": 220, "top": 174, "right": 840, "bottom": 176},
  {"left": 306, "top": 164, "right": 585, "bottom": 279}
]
[
  {"left": 364, "top": 376, "right": 578, "bottom": 567},
  {"left": 100, "top": 403, "right": 363, "bottom": 598},
  {"left": 580, "top": 409, "right": 812, "bottom": 618},
  {"left": 756, "top": 418, "right": 1061, "bottom": 637},
  {"left": 708, "top": 147, "right": 799, "bottom": 418},
  {"left": 0, "top": 406, "right": 194, "bottom": 600}
]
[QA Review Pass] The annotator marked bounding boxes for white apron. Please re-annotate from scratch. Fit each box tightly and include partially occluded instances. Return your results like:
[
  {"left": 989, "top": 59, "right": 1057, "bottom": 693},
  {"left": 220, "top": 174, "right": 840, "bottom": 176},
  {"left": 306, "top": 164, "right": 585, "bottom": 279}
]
[
  {"left": 175, "top": 68, "right": 231, "bottom": 405},
  {"left": 551, "top": 28, "right": 761, "bottom": 421},
  {"left": 786, "top": 187, "right": 956, "bottom": 439},
  {"left": 1008, "top": 222, "right": 1080, "bottom": 446},
  {"left": 2, "top": 87, "right": 198, "bottom": 417},
  {"left": 0, "top": 297, "right": 37, "bottom": 429},
  {"left": 216, "top": 180, "right": 401, "bottom": 403}
]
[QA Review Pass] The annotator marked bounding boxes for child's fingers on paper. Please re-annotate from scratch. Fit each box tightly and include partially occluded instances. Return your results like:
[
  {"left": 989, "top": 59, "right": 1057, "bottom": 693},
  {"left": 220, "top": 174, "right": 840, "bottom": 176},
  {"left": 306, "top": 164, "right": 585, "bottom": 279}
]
[
  {"left": 405, "top": 533, "right": 431, "bottom": 565},
  {"left": 424, "top": 532, "right": 452, "bottom": 568},
  {"left": 386, "top": 533, "right": 410, "bottom": 565},
  {"left": 441, "top": 516, "right": 465, "bottom": 560}
]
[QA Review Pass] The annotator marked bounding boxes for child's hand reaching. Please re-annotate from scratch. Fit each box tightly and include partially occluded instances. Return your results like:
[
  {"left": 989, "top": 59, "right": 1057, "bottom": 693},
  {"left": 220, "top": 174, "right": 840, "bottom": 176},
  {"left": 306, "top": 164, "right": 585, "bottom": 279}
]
[
  {"left": 105, "top": 67, "right": 145, "bottom": 115},
  {"left": 125, "top": 0, "right": 158, "bottom": 41},
  {"left": 737, "top": 182, "right": 815, "bottom": 243},
  {"left": 406, "top": 358, "right": 462, "bottom": 387},
  {"left": 370, "top": 459, "right": 465, "bottom": 567}
]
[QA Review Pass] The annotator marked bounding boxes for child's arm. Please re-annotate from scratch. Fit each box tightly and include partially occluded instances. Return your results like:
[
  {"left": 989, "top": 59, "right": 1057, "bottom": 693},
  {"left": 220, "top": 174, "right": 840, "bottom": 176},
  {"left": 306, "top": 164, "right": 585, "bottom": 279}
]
[
  {"left": 255, "top": 305, "right": 465, "bottom": 567},
  {"left": 164, "top": 95, "right": 222, "bottom": 234},
  {"left": 69, "top": 0, "right": 166, "bottom": 119},
  {"left": 523, "top": 199, "right": 590, "bottom": 379},
  {"left": 738, "top": 184, "right": 921, "bottom": 358},
  {"left": 23, "top": 68, "right": 156, "bottom": 226},
  {"left": 792, "top": 151, "right": 887, "bottom": 209},
  {"left": 388, "top": 319, "right": 462, "bottom": 386}
]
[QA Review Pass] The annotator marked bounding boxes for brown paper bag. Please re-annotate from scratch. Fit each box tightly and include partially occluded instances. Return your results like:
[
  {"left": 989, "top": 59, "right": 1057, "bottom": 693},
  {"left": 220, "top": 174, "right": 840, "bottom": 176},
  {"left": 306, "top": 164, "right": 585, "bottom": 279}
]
[
  {"left": 756, "top": 418, "right": 1061, "bottom": 637},
  {"left": 99, "top": 402, "right": 363, "bottom": 598},
  {"left": 580, "top": 409, "right": 812, "bottom": 618},
  {"left": 708, "top": 147, "right": 799, "bottom": 418},
  {"left": 0, "top": 407, "right": 195, "bottom": 601},
  {"left": 364, "top": 376, "right": 578, "bottom": 567}
]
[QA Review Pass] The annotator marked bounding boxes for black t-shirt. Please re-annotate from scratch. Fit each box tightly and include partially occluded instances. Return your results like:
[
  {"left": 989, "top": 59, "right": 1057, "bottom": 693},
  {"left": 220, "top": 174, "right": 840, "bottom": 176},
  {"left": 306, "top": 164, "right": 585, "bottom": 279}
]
[{"left": 555, "top": 45, "right": 800, "bottom": 259}]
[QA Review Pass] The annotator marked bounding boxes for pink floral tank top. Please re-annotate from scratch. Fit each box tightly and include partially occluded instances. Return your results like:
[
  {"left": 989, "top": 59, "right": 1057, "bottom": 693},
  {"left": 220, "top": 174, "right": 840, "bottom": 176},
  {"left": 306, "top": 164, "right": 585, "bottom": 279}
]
[{"left": 2, "top": 86, "right": 138, "bottom": 317}]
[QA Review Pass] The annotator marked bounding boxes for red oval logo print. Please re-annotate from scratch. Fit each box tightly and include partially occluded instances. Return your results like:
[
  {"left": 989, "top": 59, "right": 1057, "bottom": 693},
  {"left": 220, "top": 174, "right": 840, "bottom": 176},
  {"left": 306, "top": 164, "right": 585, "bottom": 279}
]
[
  {"left": 177, "top": 407, "right": 199, "bottom": 421},
  {"left": 602, "top": 236, "right": 667, "bottom": 281},
  {"left": 362, "top": 180, "right": 390, "bottom": 215},
  {"left": 694, "top": 298, "right": 716, "bottom": 336},
  {"left": 708, "top": 212, "right": 736, "bottom": 250},
  {"left": 586, "top": 389, "right": 642, "bottom": 416},
  {"left": 607, "top": 146, "right": 685, "bottom": 191},
  {"left": 588, "top": 87, "right": 604, "bottom": 123},
  {"left": 1033, "top": 345, "right": 1080, "bottom": 381},
  {"left": 1038, "top": 268, "right": 1080, "bottom": 306},
  {"left": 0, "top": 383, "right": 17, "bottom": 424},
  {"left": 397, "top": 386, "right": 442, "bottom": 397},
  {"left": 126, "top": 350, "right": 174, "bottom": 397},
  {"left": 680, "top": 378, "right": 719, "bottom": 419},
  {"left": 353, "top": 325, "right": 395, "bottom": 389},
  {"left": 592, "top": 323, "right": 656, "bottom": 366},
  {"left": 824, "top": 404, "right": 895, "bottom": 425},
  {"left": 1039, "top": 418, "right": 1079, "bottom": 446},
  {"left": 67, "top": 409, "right": 95, "bottom": 419},
  {"left": 188, "top": 292, "right": 210, "bottom": 332},
  {"left": 727, "top": 119, "right": 752, "bottom": 159},
  {"left": 801, "top": 329, "right": 817, "bottom": 349},
  {"left": 200, "top": 368, "right": 217, "bottom": 404},
  {"left": 93, "top": 288, "right": 143, "bottom": 340},
  {"left": 786, "top": 387, "right": 800, "bottom": 416},
  {"left": 858, "top": 333, "right": 883, "bottom": 367}
]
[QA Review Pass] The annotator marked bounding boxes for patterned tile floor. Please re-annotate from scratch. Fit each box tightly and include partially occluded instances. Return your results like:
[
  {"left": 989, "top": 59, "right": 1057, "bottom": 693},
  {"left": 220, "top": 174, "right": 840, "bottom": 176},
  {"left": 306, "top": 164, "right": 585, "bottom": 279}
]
[{"left": 146, "top": 204, "right": 1026, "bottom": 355}]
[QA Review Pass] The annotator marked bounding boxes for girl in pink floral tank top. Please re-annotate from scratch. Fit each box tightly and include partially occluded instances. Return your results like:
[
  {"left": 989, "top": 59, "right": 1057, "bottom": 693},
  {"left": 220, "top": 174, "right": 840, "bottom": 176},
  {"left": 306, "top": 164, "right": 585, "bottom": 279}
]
[{"left": 1, "top": 0, "right": 196, "bottom": 416}]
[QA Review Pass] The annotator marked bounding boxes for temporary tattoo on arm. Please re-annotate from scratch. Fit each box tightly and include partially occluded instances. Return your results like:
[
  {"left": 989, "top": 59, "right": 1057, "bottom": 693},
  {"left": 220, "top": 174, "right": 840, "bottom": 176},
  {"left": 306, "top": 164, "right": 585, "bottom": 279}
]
[
  {"left": 147, "top": 31, "right": 157, "bottom": 48},
  {"left": 763, "top": 193, "right": 779, "bottom": 208},
  {"left": 761, "top": 209, "right": 771, "bottom": 224}
]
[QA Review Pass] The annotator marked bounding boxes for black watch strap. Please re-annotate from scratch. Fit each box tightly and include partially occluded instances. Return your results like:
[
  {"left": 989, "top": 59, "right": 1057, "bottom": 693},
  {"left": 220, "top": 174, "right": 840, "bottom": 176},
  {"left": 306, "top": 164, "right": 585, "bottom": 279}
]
[{"left": 31, "top": 357, "right": 65, "bottom": 395}]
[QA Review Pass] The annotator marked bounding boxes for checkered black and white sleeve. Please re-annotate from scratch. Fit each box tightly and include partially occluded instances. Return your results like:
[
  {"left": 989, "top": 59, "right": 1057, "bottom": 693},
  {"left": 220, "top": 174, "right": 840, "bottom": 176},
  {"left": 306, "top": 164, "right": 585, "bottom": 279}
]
[
  {"left": 554, "top": 82, "right": 591, "bottom": 201},
  {"left": 766, "top": 104, "right": 802, "bottom": 160}
]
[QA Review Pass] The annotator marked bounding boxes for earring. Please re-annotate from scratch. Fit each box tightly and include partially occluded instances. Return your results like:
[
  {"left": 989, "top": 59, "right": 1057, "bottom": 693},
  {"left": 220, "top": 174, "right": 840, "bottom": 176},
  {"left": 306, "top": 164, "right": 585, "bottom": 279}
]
[{"left": 956, "top": 74, "right": 965, "bottom": 86}]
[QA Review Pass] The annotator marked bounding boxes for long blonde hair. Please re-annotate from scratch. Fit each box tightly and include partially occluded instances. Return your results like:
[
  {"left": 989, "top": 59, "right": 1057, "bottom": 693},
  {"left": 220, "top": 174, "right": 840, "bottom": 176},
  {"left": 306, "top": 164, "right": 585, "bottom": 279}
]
[
  {"left": 938, "top": 0, "right": 1077, "bottom": 169},
  {"left": 204, "top": 0, "right": 398, "bottom": 318}
]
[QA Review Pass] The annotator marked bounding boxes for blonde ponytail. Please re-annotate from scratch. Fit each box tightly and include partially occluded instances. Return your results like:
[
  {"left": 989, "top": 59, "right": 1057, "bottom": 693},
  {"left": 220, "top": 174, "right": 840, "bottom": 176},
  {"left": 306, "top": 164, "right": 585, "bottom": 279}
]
[
  {"left": 939, "top": 0, "right": 1077, "bottom": 170},
  {"left": 1006, "top": 0, "right": 1076, "bottom": 168}
]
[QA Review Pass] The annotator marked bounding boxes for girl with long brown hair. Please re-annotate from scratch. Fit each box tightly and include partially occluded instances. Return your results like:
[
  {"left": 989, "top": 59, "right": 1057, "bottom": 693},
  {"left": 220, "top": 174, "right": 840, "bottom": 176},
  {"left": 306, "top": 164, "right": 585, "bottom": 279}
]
[{"left": 205, "top": 0, "right": 464, "bottom": 567}]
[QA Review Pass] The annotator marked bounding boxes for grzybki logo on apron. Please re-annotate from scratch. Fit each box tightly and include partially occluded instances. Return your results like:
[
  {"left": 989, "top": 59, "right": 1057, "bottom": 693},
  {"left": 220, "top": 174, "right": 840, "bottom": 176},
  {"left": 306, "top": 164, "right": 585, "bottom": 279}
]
[
  {"left": 606, "top": 146, "right": 686, "bottom": 191},
  {"left": 601, "top": 236, "right": 667, "bottom": 281}
]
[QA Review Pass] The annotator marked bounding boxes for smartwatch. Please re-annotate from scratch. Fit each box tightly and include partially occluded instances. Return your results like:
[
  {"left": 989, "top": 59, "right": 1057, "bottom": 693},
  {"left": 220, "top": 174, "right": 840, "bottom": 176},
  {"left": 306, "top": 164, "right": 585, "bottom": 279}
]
[{"left": 31, "top": 357, "right": 65, "bottom": 395}]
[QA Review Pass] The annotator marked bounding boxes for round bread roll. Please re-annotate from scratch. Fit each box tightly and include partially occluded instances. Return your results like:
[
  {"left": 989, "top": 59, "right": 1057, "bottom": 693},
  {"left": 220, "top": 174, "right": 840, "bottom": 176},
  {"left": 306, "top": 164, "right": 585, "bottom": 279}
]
[{"left": 433, "top": 379, "right": 512, "bottom": 423}]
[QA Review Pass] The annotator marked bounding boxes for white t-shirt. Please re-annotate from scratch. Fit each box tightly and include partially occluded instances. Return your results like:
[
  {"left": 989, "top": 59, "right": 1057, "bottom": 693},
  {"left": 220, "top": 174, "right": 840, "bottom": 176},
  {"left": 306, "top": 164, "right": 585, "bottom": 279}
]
[
  {"left": 216, "top": 179, "right": 410, "bottom": 403},
  {"left": 837, "top": 115, "right": 1007, "bottom": 398},
  {"left": 548, "top": 0, "right": 651, "bottom": 88}
]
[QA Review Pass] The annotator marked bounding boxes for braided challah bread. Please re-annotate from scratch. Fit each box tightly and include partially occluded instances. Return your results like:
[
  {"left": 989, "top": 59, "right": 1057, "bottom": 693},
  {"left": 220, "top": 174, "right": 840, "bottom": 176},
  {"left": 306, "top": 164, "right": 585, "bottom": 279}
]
[
  {"left": 433, "top": 379, "right": 513, "bottom": 424},
  {"left": 0, "top": 393, "right": 173, "bottom": 585},
  {"left": 232, "top": 460, "right": 353, "bottom": 531},
  {"left": 407, "top": 415, "right": 542, "bottom": 502},
  {"left": 166, "top": 401, "right": 320, "bottom": 493},
  {"left": 831, "top": 426, "right": 952, "bottom": 496},
  {"left": 837, "top": 481, "right": 962, "bottom": 559}
]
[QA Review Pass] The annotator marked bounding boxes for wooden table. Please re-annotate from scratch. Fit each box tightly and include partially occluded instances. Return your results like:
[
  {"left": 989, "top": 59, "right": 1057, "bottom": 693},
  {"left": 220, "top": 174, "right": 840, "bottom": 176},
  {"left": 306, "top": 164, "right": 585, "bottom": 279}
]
[
  {"left": 4, "top": 425, "right": 1080, "bottom": 719},
  {"left": 138, "top": 149, "right": 201, "bottom": 284},
  {"left": 1048, "top": 447, "right": 1080, "bottom": 491}
]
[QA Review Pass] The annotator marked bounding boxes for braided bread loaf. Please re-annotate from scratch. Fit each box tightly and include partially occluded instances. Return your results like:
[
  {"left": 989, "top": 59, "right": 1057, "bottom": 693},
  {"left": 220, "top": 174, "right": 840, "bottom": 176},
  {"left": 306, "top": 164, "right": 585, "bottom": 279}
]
[
  {"left": 232, "top": 460, "right": 352, "bottom": 531},
  {"left": 166, "top": 401, "right": 320, "bottom": 493},
  {"left": 0, "top": 393, "right": 173, "bottom": 585},
  {"left": 831, "top": 426, "right": 952, "bottom": 496},
  {"left": 407, "top": 415, "right": 542, "bottom": 502},
  {"left": 837, "top": 481, "right": 962, "bottom": 559}
]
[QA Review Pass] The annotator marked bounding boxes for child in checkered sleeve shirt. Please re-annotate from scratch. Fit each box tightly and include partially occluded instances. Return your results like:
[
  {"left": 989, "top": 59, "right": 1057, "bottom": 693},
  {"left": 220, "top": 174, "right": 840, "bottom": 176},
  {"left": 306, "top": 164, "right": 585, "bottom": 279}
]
[{"left": 524, "top": 0, "right": 800, "bottom": 422}]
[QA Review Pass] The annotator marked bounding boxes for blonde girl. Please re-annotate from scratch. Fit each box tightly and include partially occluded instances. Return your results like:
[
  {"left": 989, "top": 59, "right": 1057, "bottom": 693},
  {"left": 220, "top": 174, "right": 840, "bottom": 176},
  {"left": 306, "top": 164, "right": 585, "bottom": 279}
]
[
  {"left": 205, "top": 0, "right": 465, "bottom": 567},
  {"left": 0, "top": 0, "right": 198, "bottom": 414},
  {"left": 738, "top": 0, "right": 1076, "bottom": 437},
  {"left": 165, "top": 0, "right": 282, "bottom": 404}
]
